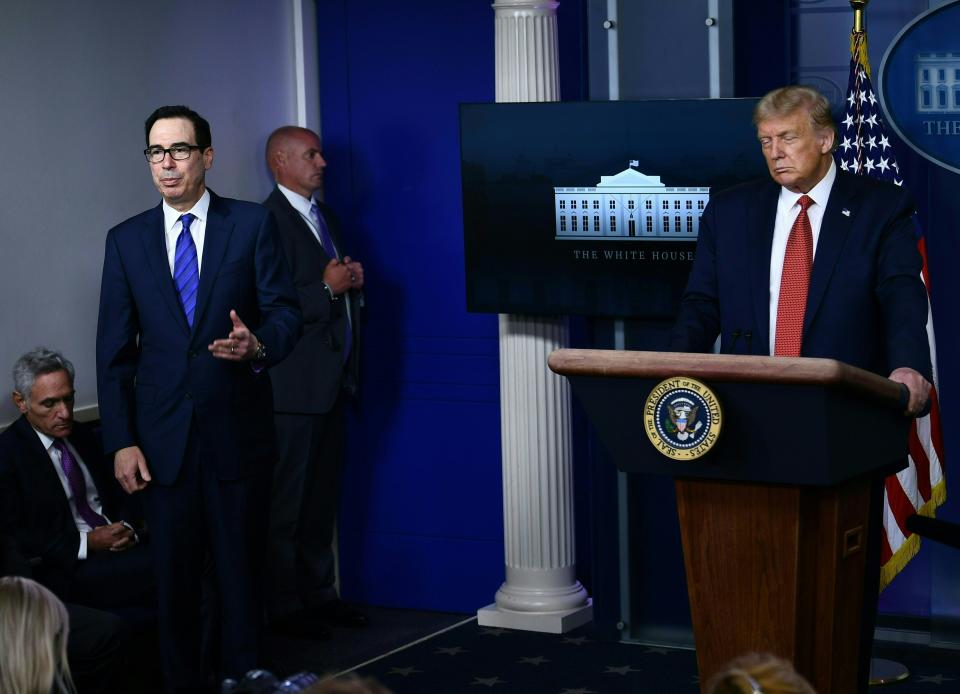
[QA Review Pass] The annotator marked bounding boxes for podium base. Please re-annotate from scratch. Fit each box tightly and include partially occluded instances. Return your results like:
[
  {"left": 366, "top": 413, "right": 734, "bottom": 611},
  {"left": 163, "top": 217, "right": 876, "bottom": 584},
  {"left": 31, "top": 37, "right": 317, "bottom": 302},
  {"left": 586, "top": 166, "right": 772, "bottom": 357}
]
[
  {"left": 477, "top": 600, "right": 593, "bottom": 634},
  {"left": 869, "top": 658, "right": 909, "bottom": 685}
]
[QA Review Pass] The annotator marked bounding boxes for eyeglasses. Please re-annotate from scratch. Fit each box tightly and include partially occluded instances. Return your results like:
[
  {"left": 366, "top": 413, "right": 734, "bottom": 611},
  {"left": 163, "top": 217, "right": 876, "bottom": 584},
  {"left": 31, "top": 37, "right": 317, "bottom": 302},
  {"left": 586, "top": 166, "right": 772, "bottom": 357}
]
[{"left": 144, "top": 144, "right": 204, "bottom": 163}]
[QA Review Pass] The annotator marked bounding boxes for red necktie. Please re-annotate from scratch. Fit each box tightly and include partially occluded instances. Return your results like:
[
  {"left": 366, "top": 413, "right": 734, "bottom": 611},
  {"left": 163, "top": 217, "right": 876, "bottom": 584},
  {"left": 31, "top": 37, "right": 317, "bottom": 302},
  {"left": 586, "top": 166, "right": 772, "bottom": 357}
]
[{"left": 774, "top": 195, "right": 814, "bottom": 357}]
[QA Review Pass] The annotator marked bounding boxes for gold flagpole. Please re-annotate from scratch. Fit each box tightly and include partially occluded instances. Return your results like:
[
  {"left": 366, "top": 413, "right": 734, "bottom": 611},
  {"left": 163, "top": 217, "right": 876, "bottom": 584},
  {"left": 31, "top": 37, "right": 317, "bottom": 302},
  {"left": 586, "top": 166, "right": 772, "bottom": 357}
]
[
  {"left": 849, "top": 0, "right": 871, "bottom": 75},
  {"left": 848, "top": 7, "right": 911, "bottom": 686},
  {"left": 851, "top": 0, "right": 868, "bottom": 34}
]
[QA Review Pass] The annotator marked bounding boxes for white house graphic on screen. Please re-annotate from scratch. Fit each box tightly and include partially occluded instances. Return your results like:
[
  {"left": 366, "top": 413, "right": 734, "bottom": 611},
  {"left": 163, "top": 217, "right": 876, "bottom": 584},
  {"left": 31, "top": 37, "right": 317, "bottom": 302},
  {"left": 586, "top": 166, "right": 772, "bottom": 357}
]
[
  {"left": 554, "top": 163, "right": 709, "bottom": 241},
  {"left": 916, "top": 53, "right": 960, "bottom": 113}
]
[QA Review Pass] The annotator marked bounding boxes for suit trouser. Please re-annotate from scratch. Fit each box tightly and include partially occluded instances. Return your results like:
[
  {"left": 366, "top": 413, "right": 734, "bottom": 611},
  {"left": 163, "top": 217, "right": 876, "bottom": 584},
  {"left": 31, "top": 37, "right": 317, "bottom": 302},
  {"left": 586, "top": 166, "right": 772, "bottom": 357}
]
[
  {"left": 268, "top": 395, "right": 345, "bottom": 618},
  {"left": 66, "top": 603, "right": 124, "bottom": 694},
  {"left": 142, "top": 422, "right": 259, "bottom": 693},
  {"left": 72, "top": 543, "right": 156, "bottom": 610}
]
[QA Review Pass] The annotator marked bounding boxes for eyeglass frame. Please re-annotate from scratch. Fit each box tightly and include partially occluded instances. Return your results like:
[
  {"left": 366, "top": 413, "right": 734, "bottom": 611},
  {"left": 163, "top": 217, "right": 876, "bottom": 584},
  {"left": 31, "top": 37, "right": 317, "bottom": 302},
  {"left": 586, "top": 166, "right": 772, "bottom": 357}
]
[{"left": 143, "top": 143, "right": 206, "bottom": 163}]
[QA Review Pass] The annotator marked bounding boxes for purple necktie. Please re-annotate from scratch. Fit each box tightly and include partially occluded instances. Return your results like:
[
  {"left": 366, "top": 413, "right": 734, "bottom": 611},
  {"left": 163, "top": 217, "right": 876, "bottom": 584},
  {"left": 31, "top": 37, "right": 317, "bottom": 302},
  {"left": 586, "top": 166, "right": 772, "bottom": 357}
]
[
  {"left": 174, "top": 213, "right": 200, "bottom": 327},
  {"left": 310, "top": 202, "right": 352, "bottom": 362},
  {"left": 309, "top": 201, "right": 339, "bottom": 259},
  {"left": 54, "top": 439, "right": 108, "bottom": 529}
]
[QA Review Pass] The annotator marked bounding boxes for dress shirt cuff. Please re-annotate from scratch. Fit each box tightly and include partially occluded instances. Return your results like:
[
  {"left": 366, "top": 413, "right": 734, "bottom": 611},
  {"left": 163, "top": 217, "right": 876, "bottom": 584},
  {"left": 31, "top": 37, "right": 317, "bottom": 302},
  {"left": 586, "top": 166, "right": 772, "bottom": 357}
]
[
  {"left": 79, "top": 531, "right": 88, "bottom": 560},
  {"left": 121, "top": 521, "right": 140, "bottom": 545}
]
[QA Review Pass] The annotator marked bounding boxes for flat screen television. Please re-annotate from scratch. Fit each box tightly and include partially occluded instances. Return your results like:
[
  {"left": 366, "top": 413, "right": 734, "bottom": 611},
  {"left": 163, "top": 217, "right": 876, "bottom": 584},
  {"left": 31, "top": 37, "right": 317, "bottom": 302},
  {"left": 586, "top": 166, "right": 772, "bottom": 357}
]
[{"left": 460, "top": 99, "right": 768, "bottom": 318}]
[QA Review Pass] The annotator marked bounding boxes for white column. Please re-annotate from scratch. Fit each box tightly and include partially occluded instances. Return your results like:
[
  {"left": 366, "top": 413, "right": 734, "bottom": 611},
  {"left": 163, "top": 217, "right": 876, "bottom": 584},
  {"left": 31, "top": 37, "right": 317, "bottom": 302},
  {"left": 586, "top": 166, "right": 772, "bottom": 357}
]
[{"left": 477, "top": 0, "right": 592, "bottom": 634}]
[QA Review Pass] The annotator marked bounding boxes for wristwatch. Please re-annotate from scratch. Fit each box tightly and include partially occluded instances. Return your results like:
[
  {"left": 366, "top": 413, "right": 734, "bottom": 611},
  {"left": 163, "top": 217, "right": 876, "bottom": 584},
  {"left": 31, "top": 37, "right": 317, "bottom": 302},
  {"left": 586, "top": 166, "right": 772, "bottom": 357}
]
[{"left": 253, "top": 335, "right": 267, "bottom": 361}]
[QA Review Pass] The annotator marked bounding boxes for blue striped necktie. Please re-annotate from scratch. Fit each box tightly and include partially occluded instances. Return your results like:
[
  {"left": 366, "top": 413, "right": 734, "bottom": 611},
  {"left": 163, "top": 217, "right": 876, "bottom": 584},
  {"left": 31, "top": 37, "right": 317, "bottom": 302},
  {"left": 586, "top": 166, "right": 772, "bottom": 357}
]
[{"left": 174, "top": 213, "right": 199, "bottom": 327}]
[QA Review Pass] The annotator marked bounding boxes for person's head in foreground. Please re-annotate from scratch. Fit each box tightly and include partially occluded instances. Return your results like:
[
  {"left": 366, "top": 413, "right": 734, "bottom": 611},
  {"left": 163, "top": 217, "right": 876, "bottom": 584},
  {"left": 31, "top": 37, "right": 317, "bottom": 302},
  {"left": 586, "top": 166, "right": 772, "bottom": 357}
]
[
  {"left": 303, "top": 672, "right": 392, "bottom": 693},
  {"left": 0, "top": 576, "right": 75, "bottom": 694},
  {"left": 706, "top": 652, "right": 816, "bottom": 694}
]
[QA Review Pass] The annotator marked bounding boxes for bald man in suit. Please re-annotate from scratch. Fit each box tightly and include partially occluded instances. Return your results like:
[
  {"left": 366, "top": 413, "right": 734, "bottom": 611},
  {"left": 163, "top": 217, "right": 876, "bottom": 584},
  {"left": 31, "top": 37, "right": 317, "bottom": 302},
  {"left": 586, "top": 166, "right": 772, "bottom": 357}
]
[{"left": 262, "top": 126, "right": 366, "bottom": 637}]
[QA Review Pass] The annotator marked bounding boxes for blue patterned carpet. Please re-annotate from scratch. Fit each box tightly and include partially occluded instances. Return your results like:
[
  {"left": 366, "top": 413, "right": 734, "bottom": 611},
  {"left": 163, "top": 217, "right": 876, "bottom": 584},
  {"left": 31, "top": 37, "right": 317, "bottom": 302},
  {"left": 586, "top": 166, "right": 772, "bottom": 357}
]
[
  {"left": 352, "top": 619, "right": 697, "bottom": 693},
  {"left": 343, "top": 619, "right": 960, "bottom": 694}
]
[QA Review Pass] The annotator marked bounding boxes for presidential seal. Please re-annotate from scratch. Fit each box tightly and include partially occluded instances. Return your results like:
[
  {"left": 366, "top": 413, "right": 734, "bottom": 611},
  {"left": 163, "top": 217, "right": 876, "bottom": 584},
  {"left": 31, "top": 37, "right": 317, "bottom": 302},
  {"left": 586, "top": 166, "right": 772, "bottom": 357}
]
[{"left": 644, "top": 377, "right": 722, "bottom": 460}]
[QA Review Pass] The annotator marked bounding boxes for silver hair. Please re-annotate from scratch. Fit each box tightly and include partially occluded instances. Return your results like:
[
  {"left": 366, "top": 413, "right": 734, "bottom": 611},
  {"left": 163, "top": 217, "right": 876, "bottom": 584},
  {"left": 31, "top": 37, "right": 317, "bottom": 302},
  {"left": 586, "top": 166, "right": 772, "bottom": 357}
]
[{"left": 12, "top": 348, "right": 75, "bottom": 401}]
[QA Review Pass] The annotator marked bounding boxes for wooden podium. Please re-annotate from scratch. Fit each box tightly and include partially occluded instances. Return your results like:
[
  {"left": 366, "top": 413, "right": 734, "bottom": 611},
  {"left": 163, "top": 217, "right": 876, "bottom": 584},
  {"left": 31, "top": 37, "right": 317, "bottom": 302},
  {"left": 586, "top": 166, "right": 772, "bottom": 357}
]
[{"left": 549, "top": 349, "right": 910, "bottom": 694}]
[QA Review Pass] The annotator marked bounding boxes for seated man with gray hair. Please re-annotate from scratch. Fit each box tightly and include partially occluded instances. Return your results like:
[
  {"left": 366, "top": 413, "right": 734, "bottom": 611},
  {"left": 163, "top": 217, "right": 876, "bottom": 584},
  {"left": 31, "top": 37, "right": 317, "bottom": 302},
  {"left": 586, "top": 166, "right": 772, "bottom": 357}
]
[{"left": 0, "top": 347, "right": 154, "bottom": 611}]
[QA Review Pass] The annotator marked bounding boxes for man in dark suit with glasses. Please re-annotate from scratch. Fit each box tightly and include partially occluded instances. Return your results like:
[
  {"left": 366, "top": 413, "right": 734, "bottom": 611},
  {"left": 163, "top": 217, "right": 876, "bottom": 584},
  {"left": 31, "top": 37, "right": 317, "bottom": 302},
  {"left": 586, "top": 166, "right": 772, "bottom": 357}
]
[{"left": 97, "top": 105, "right": 300, "bottom": 691}]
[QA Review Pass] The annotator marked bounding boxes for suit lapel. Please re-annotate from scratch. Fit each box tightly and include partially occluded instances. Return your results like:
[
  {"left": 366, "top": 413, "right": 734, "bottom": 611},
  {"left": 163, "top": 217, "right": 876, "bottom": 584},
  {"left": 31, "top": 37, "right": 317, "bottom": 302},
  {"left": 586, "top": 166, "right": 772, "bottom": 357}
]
[
  {"left": 12, "top": 417, "right": 73, "bottom": 513},
  {"left": 271, "top": 188, "right": 332, "bottom": 260},
  {"left": 748, "top": 183, "right": 780, "bottom": 353},
  {"left": 193, "top": 192, "right": 233, "bottom": 333},
  {"left": 804, "top": 172, "right": 856, "bottom": 336},
  {"left": 140, "top": 204, "right": 191, "bottom": 335}
]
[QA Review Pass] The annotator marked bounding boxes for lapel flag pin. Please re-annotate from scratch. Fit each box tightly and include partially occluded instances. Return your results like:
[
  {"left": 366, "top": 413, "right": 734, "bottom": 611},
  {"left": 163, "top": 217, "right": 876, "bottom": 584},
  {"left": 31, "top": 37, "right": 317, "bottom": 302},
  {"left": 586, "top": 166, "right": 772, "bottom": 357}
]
[{"left": 842, "top": 208, "right": 851, "bottom": 217}]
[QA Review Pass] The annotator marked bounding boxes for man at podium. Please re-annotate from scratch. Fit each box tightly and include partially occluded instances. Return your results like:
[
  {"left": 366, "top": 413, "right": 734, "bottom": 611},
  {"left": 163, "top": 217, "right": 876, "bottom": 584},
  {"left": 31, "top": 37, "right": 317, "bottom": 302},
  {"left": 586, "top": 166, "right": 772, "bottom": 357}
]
[{"left": 669, "top": 85, "right": 931, "bottom": 415}]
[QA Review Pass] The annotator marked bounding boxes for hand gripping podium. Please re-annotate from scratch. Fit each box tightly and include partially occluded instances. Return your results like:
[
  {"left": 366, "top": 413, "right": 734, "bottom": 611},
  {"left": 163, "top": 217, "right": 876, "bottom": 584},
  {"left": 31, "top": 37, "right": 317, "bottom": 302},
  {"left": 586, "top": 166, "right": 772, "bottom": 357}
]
[{"left": 549, "top": 349, "right": 910, "bottom": 694}]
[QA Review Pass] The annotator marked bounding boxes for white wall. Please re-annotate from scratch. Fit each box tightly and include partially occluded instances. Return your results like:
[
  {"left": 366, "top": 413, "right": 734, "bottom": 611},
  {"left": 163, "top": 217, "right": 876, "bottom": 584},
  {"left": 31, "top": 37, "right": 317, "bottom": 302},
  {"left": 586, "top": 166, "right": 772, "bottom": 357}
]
[{"left": 0, "top": 0, "right": 317, "bottom": 425}]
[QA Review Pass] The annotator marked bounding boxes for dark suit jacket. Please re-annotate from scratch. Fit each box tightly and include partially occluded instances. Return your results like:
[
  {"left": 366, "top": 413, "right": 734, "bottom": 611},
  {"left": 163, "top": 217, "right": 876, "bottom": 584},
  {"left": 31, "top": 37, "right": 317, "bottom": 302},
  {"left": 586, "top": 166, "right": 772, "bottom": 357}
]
[
  {"left": 263, "top": 188, "right": 360, "bottom": 414},
  {"left": 670, "top": 170, "right": 932, "bottom": 381},
  {"left": 96, "top": 191, "right": 301, "bottom": 484},
  {"left": 0, "top": 532, "right": 32, "bottom": 577},
  {"left": 0, "top": 417, "right": 127, "bottom": 597}
]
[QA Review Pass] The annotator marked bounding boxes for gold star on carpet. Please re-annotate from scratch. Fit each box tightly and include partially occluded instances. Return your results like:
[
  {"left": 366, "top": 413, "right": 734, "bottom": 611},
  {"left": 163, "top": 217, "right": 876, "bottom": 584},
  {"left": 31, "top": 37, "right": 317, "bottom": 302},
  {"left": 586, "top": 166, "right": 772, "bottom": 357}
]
[
  {"left": 518, "top": 656, "right": 550, "bottom": 665},
  {"left": 435, "top": 646, "right": 468, "bottom": 656},
  {"left": 386, "top": 666, "right": 421, "bottom": 677},
  {"left": 604, "top": 665, "right": 641, "bottom": 675},
  {"left": 471, "top": 676, "right": 507, "bottom": 687},
  {"left": 480, "top": 628, "right": 508, "bottom": 636}
]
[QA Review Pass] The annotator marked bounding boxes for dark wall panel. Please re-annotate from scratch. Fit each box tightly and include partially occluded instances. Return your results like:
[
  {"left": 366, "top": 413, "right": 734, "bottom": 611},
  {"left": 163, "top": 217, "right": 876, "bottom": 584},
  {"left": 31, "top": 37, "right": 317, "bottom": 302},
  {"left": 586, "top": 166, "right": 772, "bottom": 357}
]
[{"left": 617, "top": 2, "right": 711, "bottom": 99}]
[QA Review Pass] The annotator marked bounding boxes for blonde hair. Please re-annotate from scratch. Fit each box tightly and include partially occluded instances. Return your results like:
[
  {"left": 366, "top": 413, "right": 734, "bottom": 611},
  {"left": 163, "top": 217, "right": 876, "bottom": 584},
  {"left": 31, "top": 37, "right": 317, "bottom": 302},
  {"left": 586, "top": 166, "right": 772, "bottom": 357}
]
[
  {"left": 753, "top": 85, "right": 838, "bottom": 151},
  {"left": 706, "top": 652, "right": 816, "bottom": 694},
  {"left": 303, "top": 672, "right": 393, "bottom": 693},
  {"left": 0, "top": 577, "right": 76, "bottom": 694}
]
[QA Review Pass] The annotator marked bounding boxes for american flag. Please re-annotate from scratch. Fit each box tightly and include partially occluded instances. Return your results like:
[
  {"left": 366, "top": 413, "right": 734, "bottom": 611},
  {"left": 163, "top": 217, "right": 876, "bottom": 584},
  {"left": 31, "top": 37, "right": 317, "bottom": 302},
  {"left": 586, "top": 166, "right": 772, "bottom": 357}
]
[{"left": 835, "top": 31, "right": 946, "bottom": 590}]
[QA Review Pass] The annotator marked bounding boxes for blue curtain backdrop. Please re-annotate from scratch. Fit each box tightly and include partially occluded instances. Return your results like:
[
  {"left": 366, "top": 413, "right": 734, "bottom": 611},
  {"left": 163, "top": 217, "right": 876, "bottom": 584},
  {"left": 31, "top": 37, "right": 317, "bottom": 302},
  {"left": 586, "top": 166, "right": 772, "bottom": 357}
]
[{"left": 317, "top": 0, "right": 502, "bottom": 613}]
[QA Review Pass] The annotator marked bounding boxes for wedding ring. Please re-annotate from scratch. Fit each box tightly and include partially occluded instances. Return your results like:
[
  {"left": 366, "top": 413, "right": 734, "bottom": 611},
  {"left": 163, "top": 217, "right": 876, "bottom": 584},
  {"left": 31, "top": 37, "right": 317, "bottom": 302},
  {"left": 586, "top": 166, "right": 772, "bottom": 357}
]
[{"left": 230, "top": 346, "right": 236, "bottom": 354}]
